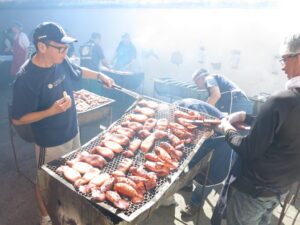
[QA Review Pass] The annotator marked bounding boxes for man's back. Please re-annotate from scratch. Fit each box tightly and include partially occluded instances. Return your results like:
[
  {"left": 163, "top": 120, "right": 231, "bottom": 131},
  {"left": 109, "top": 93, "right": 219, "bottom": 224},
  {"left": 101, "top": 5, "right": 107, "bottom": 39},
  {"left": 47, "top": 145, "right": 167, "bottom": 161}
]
[{"left": 230, "top": 88, "right": 300, "bottom": 193}]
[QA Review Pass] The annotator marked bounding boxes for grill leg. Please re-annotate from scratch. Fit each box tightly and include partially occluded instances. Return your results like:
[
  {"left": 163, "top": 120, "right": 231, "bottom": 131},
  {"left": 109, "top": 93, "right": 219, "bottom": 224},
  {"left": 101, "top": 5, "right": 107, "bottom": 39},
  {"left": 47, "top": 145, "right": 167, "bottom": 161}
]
[
  {"left": 277, "top": 192, "right": 291, "bottom": 225},
  {"left": 9, "top": 120, "right": 21, "bottom": 172},
  {"left": 292, "top": 182, "right": 300, "bottom": 205},
  {"left": 277, "top": 181, "right": 300, "bottom": 225},
  {"left": 196, "top": 150, "right": 214, "bottom": 225}
]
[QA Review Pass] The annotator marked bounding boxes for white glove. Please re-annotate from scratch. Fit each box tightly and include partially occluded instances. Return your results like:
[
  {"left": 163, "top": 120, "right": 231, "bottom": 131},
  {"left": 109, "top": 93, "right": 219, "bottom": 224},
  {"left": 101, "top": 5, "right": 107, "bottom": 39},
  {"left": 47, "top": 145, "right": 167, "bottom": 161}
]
[
  {"left": 215, "top": 118, "right": 236, "bottom": 135},
  {"left": 226, "top": 111, "right": 246, "bottom": 124}
]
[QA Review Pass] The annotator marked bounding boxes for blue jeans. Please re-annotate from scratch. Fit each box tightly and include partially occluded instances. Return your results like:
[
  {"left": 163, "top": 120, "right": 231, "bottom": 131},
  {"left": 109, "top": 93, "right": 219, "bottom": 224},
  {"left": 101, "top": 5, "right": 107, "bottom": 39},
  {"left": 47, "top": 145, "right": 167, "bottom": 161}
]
[
  {"left": 217, "top": 92, "right": 253, "bottom": 114},
  {"left": 188, "top": 137, "right": 233, "bottom": 207},
  {"left": 190, "top": 183, "right": 213, "bottom": 207},
  {"left": 226, "top": 187, "right": 288, "bottom": 225}
]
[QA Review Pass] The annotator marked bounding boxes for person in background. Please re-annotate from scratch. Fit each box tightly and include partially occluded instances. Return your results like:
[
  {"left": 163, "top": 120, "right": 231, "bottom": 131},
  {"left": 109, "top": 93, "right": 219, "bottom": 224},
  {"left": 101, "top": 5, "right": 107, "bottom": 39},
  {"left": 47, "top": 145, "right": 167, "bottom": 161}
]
[
  {"left": 192, "top": 68, "right": 253, "bottom": 114},
  {"left": 11, "top": 22, "right": 115, "bottom": 225},
  {"left": 79, "top": 32, "right": 111, "bottom": 70},
  {"left": 79, "top": 32, "right": 111, "bottom": 91},
  {"left": 112, "top": 32, "right": 137, "bottom": 72},
  {"left": 2, "top": 28, "right": 14, "bottom": 55},
  {"left": 172, "top": 99, "right": 234, "bottom": 217},
  {"left": 10, "top": 21, "right": 30, "bottom": 75},
  {"left": 64, "top": 29, "right": 75, "bottom": 58},
  {"left": 214, "top": 32, "right": 300, "bottom": 225}
]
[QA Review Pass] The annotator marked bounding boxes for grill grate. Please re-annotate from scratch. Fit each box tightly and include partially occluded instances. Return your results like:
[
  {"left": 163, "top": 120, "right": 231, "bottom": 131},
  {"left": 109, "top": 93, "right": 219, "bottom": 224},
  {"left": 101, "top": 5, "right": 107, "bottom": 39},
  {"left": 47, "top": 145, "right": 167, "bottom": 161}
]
[{"left": 46, "top": 96, "right": 214, "bottom": 222}]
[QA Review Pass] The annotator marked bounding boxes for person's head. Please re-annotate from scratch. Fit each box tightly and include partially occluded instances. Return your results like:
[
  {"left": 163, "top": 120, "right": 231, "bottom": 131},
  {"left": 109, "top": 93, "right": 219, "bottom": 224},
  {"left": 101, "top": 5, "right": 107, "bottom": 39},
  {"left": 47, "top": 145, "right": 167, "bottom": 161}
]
[
  {"left": 90, "top": 32, "right": 101, "bottom": 44},
  {"left": 5, "top": 28, "right": 15, "bottom": 40},
  {"left": 33, "top": 22, "right": 77, "bottom": 64},
  {"left": 11, "top": 21, "right": 22, "bottom": 34},
  {"left": 121, "top": 32, "right": 130, "bottom": 44},
  {"left": 192, "top": 68, "right": 209, "bottom": 88},
  {"left": 280, "top": 33, "right": 300, "bottom": 80}
]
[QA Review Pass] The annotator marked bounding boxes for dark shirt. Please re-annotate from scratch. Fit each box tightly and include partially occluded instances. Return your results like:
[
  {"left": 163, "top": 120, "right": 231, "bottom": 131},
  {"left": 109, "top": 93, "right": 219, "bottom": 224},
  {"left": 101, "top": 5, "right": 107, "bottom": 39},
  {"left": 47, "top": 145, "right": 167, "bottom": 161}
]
[
  {"left": 226, "top": 88, "right": 300, "bottom": 193},
  {"left": 80, "top": 40, "right": 104, "bottom": 71},
  {"left": 205, "top": 74, "right": 239, "bottom": 93},
  {"left": 12, "top": 55, "right": 82, "bottom": 147},
  {"left": 205, "top": 74, "right": 251, "bottom": 114}
]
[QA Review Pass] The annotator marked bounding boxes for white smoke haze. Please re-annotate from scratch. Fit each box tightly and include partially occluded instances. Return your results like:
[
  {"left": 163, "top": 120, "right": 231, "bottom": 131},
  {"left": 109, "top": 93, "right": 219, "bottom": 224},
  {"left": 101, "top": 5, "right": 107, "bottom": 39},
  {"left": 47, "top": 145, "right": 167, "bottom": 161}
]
[{"left": 1, "top": 1, "right": 298, "bottom": 97}]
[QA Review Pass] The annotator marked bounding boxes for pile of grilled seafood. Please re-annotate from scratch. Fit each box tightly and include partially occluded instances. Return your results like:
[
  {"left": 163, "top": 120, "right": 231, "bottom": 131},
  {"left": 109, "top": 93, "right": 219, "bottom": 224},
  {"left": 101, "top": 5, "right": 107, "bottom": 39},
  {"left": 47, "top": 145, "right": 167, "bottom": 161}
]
[
  {"left": 74, "top": 89, "right": 111, "bottom": 113},
  {"left": 56, "top": 99, "right": 208, "bottom": 210}
]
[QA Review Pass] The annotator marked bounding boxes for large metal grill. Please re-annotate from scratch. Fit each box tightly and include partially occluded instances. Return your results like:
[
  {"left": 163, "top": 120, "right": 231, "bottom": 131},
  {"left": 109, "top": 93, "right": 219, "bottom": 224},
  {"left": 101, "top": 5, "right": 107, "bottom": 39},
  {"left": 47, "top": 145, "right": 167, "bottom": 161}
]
[
  {"left": 44, "top": 95, "right": 214, "bottom": 222},
  {"left": 154, "top": 77, "right": 209, "bottom": 101}
]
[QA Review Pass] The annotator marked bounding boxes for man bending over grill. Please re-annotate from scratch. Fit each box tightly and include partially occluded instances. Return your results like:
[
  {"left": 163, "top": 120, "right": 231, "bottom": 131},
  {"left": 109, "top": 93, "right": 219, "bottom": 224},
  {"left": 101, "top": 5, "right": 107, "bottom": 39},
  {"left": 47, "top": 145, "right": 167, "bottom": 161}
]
[
  {"left": 11, "top": 22, "right": 115, "bottom": 225},
  {"left": 214, "top": 32, "right": 300, "bottom": 225},
  {"left": 173, "top": 98, "right": 235, "bottom": 217}
]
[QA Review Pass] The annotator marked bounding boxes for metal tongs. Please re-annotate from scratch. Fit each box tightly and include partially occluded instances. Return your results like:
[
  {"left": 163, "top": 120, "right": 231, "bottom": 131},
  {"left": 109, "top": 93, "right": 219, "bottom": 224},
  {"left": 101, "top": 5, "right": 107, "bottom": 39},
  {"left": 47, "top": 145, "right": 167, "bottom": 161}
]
[
  {"left": 97, "top": 80, "right": 142, "bottom": 99},
  {"left": 180, "top": 118, "right": 250, "bottom": 130},
  {"left": 180, "top": 118, "right": 221, "bottom": 126}
]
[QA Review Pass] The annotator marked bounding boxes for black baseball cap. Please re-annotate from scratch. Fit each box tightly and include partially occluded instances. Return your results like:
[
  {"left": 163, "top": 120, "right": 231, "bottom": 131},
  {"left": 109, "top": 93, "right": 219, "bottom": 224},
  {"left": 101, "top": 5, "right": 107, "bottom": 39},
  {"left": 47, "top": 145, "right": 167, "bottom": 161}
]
[{"left": 33, "top": 22, "right": 77, "bottom": 45}]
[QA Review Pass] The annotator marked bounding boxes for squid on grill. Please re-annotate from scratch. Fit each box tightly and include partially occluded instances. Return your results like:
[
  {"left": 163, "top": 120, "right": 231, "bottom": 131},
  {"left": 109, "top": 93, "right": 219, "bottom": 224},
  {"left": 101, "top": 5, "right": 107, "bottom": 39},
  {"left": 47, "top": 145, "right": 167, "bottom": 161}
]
[
  {"left": 144, "top": 161, "right": 170, "bottom": 177},
  {"left": 159, "top": 142, "right": 183, "bottom": 160},
  {"left": 114, "top": 177, "right": 138, "bottom": 189},
  {"left": 128, "top": 139, "right": 142, "bottom": 152},
  {"left": 177, "top": 117, "right": 198, "bottom": 130},
  {"left": 105, "top": 191, "right": 130, "bottom": 210},
  {"left": 143, "top": 118, "right": 157, "bottom": 131},
  {"left": 126, "top": 113, "right": 148, "bottom": 123},
  {"left": 89, "top": 172, "right": 111, "bottom": 187},
  {"left": 156, "top": 118, "right": 169, "bottom": 131},
  {"left": 140, "top": 133, "right": 156, "bottom": 152},
  {"left": 138, "top": 129, "right": 151, "bottom": 138},
  {"left": 56, "top": 165, "right": 81, "bottom": 183},
  {"left": 111, "top": 126, "right": 135, "bottom": 139},
  {"left": 138, "top": 99, "right": 159, "bottom": 109},
  {"left": 112, "top": 158, "right": 133, "bottom": 177},
  {"left": 134, "top": 106, "right": 155, "bottom": 117},
  {"left": 101, "top": 140, "right": 123, "bottom": 153},
  {"left": 114, "top": 183, "right": 144, "bottom": 203},
  {"left": 102, "top": 133, "right": 130, "bottom": 146},
  {"left": 66, "top": 160, "right": 94, "bottom": 174},
  {"left": 75, "top": 151, "right": 107, "bottom": 169},
  {"left": 90, "top": 146, "right": 114, "bottom": 160},
  {"left": 121, "top": 121, "right": 143, "bottom": 131}
]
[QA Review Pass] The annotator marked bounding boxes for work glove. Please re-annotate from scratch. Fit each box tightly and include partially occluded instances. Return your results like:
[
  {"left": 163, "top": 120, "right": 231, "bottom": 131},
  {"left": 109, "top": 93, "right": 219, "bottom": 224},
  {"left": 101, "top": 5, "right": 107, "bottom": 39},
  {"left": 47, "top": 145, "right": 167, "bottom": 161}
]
[
  {"left": 215, "top": 118, "right": 236, "bottom": 135},
  {"left": 226, "top": 111, "right": 246, "bottom": 124}
]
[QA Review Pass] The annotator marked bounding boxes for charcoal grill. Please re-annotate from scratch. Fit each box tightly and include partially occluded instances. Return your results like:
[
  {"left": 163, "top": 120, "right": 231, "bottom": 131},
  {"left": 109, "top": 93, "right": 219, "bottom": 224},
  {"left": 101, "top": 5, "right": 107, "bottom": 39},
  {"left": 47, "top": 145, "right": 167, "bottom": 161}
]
[
  {"left": 154, "top": 78, "right": 209, "bottom": 101},
  {"left": 38, "top": 95, "right": 214, "bottom": 224}
]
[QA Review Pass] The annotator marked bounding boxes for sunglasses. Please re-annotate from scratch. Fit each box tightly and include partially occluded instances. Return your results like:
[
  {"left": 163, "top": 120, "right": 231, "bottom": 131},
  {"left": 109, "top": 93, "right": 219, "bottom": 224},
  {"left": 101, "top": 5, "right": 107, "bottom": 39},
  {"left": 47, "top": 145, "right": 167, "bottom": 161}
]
[
  {"left": 45, "top": 42, "right": 69, "bottom": 53},
  {"left": 280, "top": 52, "right": 300, "bottom": 65}
]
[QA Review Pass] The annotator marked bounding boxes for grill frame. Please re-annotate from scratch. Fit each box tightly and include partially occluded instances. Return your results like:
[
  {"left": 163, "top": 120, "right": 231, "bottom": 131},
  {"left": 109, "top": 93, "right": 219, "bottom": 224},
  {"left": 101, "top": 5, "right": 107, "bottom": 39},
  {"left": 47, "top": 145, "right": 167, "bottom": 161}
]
[
  {"left": 75, "top": 89, "right": 115, "bottom": 126},
  {"left": 42, "top": 95, "right": 214, "bottom": 222}
]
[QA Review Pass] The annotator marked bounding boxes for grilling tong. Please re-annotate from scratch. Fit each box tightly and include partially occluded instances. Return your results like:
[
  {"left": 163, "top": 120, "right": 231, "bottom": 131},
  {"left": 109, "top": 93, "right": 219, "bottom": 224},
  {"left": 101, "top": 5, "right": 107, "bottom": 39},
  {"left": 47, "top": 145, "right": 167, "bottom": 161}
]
[
  {"left": 180, "top": 118, "right": 250, "bottom": 130},
  {"left": 97, "top": 79, "right": 250, "bottom": 130},
  {"left": 97, "top": 80, "right": 142, "bottom": 99}
]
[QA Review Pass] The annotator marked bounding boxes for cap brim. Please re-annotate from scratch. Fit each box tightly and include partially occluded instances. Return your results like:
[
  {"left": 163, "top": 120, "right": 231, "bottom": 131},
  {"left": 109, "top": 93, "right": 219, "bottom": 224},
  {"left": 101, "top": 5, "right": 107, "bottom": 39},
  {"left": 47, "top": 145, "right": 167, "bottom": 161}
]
[{"left": 60, "top": 36, "right": 77, "bottom": 44}]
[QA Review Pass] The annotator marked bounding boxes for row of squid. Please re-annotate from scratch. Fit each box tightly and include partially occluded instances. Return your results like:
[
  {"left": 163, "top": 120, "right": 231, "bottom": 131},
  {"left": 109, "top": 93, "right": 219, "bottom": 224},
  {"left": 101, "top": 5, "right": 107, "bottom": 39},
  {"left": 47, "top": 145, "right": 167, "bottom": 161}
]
[{"left": 56, "top": 99, "right": 204, "bottom": 210}]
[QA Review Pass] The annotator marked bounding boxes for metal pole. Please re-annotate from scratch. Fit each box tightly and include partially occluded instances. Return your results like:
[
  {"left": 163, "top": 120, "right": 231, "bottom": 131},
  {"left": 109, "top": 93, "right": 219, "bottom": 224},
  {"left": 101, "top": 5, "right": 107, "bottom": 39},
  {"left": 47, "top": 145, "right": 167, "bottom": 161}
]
[{"left": 197, "top": 150, "right": 214, "bottom": 225}]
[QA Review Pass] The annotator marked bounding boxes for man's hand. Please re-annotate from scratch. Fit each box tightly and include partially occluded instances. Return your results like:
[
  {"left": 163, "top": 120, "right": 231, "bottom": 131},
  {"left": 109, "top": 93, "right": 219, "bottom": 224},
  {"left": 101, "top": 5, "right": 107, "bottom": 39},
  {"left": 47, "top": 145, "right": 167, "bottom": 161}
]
[
  {"left": 215, "top": 118, "right": 236, "bottom": 135},
  {"left": 48, "top": 92, "right": 72, "bottom": 116},
  {"left": 226, "top": 111, "right": 246, "bottom": 124},
  {"left": 98, "top": 73, "right": 115, "bottom": 88}
]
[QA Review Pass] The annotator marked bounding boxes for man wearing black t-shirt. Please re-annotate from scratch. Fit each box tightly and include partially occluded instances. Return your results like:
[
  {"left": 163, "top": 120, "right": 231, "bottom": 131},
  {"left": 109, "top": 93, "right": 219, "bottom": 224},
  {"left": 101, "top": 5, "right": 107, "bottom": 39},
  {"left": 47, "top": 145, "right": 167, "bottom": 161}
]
[
  {"left": 79, "top": 32, "right": 111, "bottom": 91},
  {"left": 11, "top": 22, "right": 115, "bottom": 225},
  {"left": 80, "top": 32, "right": 110, "bottom": 71},
  {"left": 216, "top": 33, "right": 300, "bottom": 225}
]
